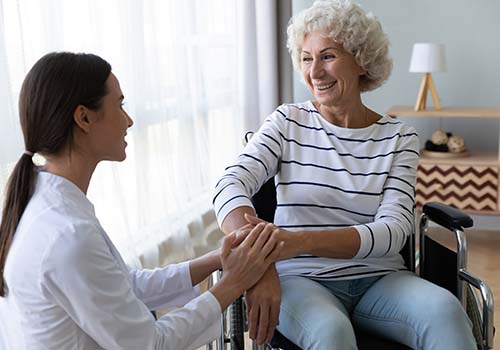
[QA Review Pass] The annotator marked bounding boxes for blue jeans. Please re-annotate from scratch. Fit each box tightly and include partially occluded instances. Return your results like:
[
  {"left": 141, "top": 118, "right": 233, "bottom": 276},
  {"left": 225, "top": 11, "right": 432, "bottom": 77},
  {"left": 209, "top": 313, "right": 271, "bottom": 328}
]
[{"left": 276, "top": 271, "right": 476, "bottom": 350}]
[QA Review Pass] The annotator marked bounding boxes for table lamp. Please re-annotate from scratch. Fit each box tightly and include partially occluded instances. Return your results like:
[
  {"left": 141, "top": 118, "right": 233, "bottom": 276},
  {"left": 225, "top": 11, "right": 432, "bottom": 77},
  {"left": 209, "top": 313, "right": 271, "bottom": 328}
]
[{"left": 409, "top": 43, "right": 446, "bottom": 111}]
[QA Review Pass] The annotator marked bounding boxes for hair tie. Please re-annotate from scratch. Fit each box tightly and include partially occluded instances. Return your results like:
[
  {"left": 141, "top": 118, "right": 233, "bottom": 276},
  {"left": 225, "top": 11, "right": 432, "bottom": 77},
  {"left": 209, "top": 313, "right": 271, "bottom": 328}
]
[{"left": 23, "top": 150, "right": 34, "bottom": 157}]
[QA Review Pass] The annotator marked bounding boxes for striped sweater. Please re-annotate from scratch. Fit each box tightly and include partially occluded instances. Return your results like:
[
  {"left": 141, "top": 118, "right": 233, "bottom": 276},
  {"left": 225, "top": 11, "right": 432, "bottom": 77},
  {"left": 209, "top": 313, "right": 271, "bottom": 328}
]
[{"left": 213, "top": 101, "right": 420, "bottom": 280}]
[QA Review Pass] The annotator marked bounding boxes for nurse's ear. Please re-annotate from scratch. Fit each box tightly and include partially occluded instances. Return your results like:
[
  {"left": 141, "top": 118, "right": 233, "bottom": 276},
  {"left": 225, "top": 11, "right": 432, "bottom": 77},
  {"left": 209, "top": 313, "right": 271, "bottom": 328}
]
[{"left": 73, "top": 105, "right": 97, "bottom": 134}]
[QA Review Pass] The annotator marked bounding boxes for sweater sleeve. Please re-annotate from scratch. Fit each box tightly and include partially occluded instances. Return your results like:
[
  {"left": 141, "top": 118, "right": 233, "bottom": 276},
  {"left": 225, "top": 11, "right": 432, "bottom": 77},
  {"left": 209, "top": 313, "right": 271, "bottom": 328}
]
[
  {"left": 213, "top": 108, "right": 285, "bottom": 226},
  {"left": 353, "top": 128, "right": 419, "bottom": 259}
]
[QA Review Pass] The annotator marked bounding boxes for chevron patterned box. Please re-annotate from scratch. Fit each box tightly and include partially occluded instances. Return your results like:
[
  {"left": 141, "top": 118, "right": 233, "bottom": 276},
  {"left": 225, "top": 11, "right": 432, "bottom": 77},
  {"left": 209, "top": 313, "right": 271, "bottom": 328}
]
[{"left": 416, "top": 163, "right": 498, "bottom": 212}]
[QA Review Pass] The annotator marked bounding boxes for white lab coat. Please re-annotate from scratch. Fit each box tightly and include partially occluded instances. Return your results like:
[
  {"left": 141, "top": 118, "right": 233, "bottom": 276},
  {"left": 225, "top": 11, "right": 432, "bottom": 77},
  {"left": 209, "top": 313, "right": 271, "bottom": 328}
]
[{"left": 0, "top": 171, "right": 221, "bottom": 349}]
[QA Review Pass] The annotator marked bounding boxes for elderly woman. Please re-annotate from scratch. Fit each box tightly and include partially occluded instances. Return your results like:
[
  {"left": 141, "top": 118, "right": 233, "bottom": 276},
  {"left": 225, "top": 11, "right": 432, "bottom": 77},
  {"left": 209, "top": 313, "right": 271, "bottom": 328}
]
[{"left": 213, "top": 0, "right": 476, "bottom": 349}]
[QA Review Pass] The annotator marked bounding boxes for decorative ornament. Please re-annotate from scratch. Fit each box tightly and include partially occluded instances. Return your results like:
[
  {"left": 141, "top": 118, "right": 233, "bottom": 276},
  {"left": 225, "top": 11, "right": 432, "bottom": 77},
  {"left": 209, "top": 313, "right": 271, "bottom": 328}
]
[
  {"left": 447, "top": 135, "right": 466, "bottom": 153},
  {"left": 431, "top": 129, "right": 448, "bottom": 145}
]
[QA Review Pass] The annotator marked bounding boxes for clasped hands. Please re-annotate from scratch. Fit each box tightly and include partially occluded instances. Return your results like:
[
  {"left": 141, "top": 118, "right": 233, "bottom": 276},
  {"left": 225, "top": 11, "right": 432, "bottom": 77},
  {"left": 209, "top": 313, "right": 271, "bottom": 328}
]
[{"left": 223, "top": 214, "right": 300, "bottom": 345}]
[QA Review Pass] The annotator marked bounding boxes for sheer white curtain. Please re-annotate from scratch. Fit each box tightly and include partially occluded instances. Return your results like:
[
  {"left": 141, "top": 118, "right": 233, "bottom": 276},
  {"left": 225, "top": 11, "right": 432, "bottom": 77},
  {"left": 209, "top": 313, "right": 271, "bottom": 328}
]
[
  {"left": 238, "top": 0, "right": 281, "bottom": 131},
  {"left": 0, "top": 0, "right": 283, "bottom": 268}
]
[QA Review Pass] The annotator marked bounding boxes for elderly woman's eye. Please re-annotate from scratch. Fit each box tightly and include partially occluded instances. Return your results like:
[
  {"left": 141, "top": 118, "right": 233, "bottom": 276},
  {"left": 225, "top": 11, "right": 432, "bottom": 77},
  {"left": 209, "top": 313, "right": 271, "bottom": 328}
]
[
  {"left": 302, "top": 56, "right": 313, "bottom": 62},
  {"left": 323, "top": 54, "right": 336, "bottom": 59}
]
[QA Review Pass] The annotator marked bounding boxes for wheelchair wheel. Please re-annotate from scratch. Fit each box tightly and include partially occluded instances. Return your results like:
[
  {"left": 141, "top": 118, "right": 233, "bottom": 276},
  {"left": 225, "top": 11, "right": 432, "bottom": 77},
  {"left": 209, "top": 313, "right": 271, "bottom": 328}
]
[
  {"left": 230, "top": 297, "right": 245, "bottom": 349},
  {"left": 466, "top": 285, "right": 484, "bottom": 350}
]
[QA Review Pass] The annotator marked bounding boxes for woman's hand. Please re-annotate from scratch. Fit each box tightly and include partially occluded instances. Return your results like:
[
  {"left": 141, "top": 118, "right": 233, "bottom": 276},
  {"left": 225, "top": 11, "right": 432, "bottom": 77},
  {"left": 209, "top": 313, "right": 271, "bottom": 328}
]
[
  {"left": 245, "top": 266, "right": 281, "bottom": 345},
  {"left": 221, "top": 222, "right": 282, "bottom": 290},
  {"left": 244, "top": 214, "right": 304, "bottom": 260},
  {"left": 242, "top": 214, "right": 307, "bottom": 344},
  {"left": 211, "top": 222, "right": 283, "bottom": 311}
]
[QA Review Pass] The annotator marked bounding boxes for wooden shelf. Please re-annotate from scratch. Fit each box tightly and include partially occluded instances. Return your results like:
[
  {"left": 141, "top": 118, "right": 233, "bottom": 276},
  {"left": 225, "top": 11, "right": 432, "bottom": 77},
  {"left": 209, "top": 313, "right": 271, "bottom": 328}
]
[
  {"left": 387, "top": 105, "right": 500, "bottom": 118},
  {"left": 419, "top": 152, "right": 499, "bottom": 166}
]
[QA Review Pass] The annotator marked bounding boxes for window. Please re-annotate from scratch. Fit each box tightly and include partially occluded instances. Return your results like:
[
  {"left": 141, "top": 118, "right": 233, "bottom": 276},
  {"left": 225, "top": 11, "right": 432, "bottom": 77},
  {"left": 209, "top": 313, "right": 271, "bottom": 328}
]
[{"left": 0, "top": 0, "right": 244, "bottom": 266}]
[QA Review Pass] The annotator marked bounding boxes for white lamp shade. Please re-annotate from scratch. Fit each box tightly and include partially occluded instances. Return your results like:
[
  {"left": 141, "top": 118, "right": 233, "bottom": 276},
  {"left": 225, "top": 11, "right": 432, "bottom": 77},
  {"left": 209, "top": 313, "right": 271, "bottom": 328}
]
[{"left": 409, "top": 43, "right": 446, "bottom": 73}]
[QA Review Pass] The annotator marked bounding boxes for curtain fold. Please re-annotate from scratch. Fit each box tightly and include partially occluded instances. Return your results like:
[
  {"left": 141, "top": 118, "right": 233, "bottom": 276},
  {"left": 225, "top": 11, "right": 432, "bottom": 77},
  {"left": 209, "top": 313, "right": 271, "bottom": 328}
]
[{"left": 237, "top": 0, "right": 281, "bottom": 132}]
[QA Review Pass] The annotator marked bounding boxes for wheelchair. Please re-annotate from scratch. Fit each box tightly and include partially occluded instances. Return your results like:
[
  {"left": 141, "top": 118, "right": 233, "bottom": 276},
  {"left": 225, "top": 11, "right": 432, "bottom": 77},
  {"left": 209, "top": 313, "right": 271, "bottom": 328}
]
[{"left": 206, "top": 175, "right": 495, "bottom": 350}]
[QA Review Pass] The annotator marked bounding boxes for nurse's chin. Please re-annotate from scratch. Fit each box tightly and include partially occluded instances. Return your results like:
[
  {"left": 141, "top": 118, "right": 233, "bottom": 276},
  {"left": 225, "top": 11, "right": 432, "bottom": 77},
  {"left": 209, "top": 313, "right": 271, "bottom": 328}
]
[{"left": 105, "top": 151, "right": 128, "bottom": 162}]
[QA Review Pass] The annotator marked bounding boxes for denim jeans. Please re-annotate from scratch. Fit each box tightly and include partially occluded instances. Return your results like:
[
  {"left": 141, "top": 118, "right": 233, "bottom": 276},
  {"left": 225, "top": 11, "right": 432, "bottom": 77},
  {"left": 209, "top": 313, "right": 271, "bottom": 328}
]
[{"left": 276, "top": 271, "right": 476, "bottom": 350}]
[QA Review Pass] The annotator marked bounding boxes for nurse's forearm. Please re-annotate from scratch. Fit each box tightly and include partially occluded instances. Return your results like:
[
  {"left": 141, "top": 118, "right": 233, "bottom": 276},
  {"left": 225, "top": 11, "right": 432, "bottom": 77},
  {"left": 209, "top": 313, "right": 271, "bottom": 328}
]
[
  {"left": 209, "top": 276, "right": 246, "bottom": 311},
  {"left": 189, "top": 249, "right": 222, "bottom": 286},
  {"left": 189, "top": 206, "right": 257, "bottom": 287}
]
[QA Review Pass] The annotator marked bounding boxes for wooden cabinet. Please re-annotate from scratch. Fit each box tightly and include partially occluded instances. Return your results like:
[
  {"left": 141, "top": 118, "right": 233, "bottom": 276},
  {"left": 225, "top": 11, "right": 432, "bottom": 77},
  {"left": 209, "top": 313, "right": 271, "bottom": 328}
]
[
  {"left": 417, "top": 163, "right": 498, "bottom": 212},
  {"left": 387, "top": 106, "right": 500, "bottom": 214}
]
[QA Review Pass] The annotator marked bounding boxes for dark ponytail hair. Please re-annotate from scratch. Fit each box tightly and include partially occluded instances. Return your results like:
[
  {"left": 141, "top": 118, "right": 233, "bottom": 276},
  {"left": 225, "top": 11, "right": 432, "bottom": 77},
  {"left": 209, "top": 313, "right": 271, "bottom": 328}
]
[{"left": 0, "top": 52, "right": 111, "bottom": 297}]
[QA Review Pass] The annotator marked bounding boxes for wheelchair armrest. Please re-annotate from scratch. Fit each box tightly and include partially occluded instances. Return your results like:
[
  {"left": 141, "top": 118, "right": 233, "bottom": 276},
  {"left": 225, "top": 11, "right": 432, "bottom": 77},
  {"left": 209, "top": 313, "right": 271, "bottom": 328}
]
[
  {"left": 423, "top": 202, "right": 473, "bottom": 231},
  {"left": 459, "top": 269, "right": 495, "bottom": 349}
]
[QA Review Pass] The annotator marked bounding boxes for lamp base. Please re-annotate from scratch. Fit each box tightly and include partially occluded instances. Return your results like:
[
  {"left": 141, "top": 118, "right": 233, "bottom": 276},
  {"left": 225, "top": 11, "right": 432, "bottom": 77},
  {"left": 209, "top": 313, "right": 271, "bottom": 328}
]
[{"left": 414, "top": 73, "right": 441, "bottom": 111}]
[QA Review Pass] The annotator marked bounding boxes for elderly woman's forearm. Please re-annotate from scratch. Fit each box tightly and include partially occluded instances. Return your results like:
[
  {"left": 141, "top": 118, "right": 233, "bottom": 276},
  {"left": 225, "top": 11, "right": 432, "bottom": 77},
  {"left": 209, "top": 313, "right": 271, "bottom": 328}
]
[
  {"left": 221, "top": 206, "right": 256, "bottom": 234},
  {"left": 292, "top": 228, "right": 361, "bottom": 259}
]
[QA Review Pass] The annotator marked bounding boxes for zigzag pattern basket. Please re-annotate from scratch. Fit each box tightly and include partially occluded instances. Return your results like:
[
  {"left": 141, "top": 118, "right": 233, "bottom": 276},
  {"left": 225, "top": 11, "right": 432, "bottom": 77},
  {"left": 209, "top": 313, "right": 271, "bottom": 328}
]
[{"left": 416, "top": 163, "right": 498, "bottom": 212}]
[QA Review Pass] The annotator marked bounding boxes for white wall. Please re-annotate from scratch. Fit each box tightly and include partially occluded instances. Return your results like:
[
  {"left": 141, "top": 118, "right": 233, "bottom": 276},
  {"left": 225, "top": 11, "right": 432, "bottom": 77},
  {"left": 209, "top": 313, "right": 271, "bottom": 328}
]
[{"left": 290, "top": 0, "right": 500, "bottom": 229}]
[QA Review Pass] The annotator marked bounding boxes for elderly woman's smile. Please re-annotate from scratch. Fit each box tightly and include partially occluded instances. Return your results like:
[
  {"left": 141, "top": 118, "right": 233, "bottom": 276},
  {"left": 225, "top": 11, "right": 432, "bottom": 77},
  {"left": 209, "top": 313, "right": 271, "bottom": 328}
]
[{"left": 315, "top": 81, "right": 336, "bottom": 91}]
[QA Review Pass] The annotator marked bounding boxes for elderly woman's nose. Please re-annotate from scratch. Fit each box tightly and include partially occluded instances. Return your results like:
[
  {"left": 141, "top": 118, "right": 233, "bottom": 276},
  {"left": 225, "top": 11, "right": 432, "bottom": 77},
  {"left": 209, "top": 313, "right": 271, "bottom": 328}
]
[{"left": 310, "top": 59, "right": 324, "bottom": 78}]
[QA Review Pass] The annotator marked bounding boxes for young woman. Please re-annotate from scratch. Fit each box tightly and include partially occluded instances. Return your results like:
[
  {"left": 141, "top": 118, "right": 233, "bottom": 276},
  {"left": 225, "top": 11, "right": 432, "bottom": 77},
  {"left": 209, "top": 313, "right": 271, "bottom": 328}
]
[{"left": 0, "top": 52, "right": 281, "bottom": 350}]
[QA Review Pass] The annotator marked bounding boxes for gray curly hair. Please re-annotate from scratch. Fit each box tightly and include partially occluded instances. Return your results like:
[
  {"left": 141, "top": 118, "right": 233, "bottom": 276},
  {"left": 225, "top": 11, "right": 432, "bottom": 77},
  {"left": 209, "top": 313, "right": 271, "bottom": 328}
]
[{"left": 287, "top": 0, "right": 393, "bottom": 92}]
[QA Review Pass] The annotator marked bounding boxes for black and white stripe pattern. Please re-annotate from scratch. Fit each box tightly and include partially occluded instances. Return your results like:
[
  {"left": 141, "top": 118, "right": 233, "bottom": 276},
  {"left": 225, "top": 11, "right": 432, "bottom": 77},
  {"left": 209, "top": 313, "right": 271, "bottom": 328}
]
[{"left": 213, "top": 101, "right": 419, "bottom": 280}]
